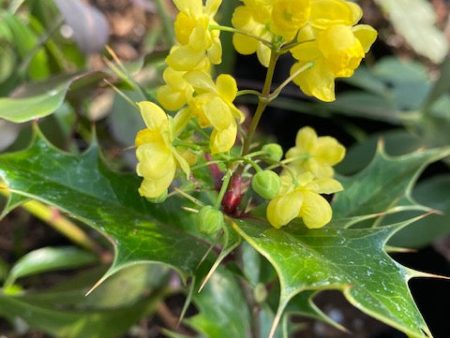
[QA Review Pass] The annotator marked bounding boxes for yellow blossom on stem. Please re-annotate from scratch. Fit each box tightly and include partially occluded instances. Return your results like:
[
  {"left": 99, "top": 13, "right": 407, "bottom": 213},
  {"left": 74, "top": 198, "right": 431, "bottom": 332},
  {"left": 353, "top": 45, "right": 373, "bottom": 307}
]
[
  {"left": 166, "top": 0, "right": 222, "bottom": 71},
  {"left": 135, "top": 102, "right": 190, "bottom": 199},
  {"left": 231, "top": 0, "right": 275, "bottom": 67},
  {"left": 271, "top": 0, "right": 310, "bottom": 41},
  {"left": 267, "top": 172, "right": 343, "bottom": 229},
  {"left": 184, "top": 71, "right": 245, "bottom": 153},
  {"left": 290, "top": 1, "right": 377, "bottom": 102},
  {"left": 285, "top": 126, "right": 346, "bottom": 178}
]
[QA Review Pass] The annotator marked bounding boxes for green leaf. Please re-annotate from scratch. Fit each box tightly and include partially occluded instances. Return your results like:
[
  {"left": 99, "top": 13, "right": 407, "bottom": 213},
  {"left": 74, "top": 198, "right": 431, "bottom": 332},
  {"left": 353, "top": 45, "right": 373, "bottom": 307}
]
[
  {"left": 0, "top": 264, "right": 166, "bottom": 338},
  {"left": 0, "top": 129, "right": 211, "bottom": 285},
  {"left": 4, "top": 246, "right": 97, "bottom": 287},
  {"left": 375, "top": 0, "right": 448, "bottom": 63},
  {"left": 389, "top": 175, "right": 450, "bottom": 248},
  {"left": 333, "top": 146, "right": 450, "bottom": 220},
  {"left": 187, "top": 267, "right": 252, "bottom": 338},
  {"left": 0, "top": 72, "right": 104, "bottom": 123},
  {"left": 233, "top": 217, "right": 432, "bottom": 338}
]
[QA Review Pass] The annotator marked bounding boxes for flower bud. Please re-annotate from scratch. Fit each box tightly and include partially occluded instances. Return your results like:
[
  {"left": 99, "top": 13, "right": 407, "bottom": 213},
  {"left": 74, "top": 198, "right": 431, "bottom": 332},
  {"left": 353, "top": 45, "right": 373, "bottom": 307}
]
[
  {"left": 252, "top": 170, "right": 281, "bottom": 200},
  {"left": 262, "top": 143, "right": 283, "bottom": 162},
  {"left": 198, "top": 206, "right": 224, "bottom": 235}
]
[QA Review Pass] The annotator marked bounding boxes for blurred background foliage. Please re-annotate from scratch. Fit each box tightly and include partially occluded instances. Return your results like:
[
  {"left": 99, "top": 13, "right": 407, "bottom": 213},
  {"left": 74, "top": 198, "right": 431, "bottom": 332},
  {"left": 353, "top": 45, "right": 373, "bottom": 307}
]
[{"left": 0, "top": 0, "right": 449, "bottom": 337}]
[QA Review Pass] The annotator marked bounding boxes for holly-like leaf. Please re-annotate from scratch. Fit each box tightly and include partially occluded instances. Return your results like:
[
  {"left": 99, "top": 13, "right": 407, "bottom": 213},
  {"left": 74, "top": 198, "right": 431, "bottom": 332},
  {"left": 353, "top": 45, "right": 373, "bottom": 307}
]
[
  {"left": 333, "top": 145, "right": 450, "bottom": 222},
  {"left": 233, "top": 217, "right": 433, "bottom": 338},
  {"left": 0, "top": 129, "right": 210, "bottom": 284}
]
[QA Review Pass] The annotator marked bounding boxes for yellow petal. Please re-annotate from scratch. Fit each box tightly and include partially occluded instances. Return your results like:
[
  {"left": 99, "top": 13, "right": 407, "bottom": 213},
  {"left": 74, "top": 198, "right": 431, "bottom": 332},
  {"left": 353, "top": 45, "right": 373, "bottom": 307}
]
[
  {"left": 189, "top": 22, "right": 211, "bottom": 51},
  {"left": 139, "top": 169, "right": 175, "bottom": 199},
  {"left": 135, "top": 129, "right": 162, "bottom": 147},
  {"left": 166, "top": 46, "right": 206, "bottom": 71},
  {"left": 256, "top": 43, "right": 271, "bottom": 67},
  {"left": 173, "top": 0, "right": 202, "bottom": 16},
  {"left": 174, "top": 12, "right": 196, "bottom": 45},
  {"left": 216, "top": 74, "right": 237, "bottom": 102},
  {"left": 210, "top": 123, "right": 237, "bottom": 153},
  {"left": 233, "top": 33, "right": 259, "bottom": 55},
  {"left": 205, "top": 0, "right": 222, "bottom": 16},
  {"left": 353, "top": 24, "right": 377, "bottom": 53},
  {"left": 267, "top": 191, "right": 303, "bottom": 228},
  {"left": 207, "top": 37, "right": 222, "bottom": 65},
  {"left": 137, "top": 101, "right": 168, "bottom": 130},
  {"left": 203, "top": 96, "right": 234, "bottom": 130},
  {"left": 136, "top": 143, "right": 175, "bottom": 179},
  {"left": 310, "top": 0, "right": 355, "bottom": 29},
  {"left": 184, "top": 70, "right": 215, "bottom": 92},
  {"left": 295, "top": 126, "right": 317, "bottom": 153},
  {"left": 347, "top": 1, "right": 363, "bottom": 24},
  {"left": 291, "top": 41, "right": 321, "bottom": 62},
  {"left": 173, "top": 107, "right": 192, "bottom": 136},
  {"left": 157, "top": 85, "right": 188, "bottom": 111},
  {"left": 292, "top": 61, "right": 336, "bottom": 102},
  {"left": 299, "top": 191, "right": 332, "bottom": 229},
  {"left": 315, "top": 136, "right": 346, "bottom": 166},
  {"left": 313, "top": 178, "right": 343, "bottom": 194}
]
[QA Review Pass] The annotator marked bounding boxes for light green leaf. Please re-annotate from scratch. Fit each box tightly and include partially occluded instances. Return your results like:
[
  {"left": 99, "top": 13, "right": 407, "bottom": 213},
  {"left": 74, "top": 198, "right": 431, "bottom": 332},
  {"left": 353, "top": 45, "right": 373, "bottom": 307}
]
[
  {"left": 333, "top": 146, "right": 450, "bottom": 221},
  {"left": 375, "top": 0, "right": 449, "bottom": 63},
  {"left": 0, "top": 129, "right": 211, "bottom": 286},
  {"left": 4, "top": 246, "right": 97, "bottom": 287},
  {"left": 233, "top": 217, "right": 432, "bottom": 338},
  {"left": 0, "top": 72, "right": 105, "bottom": 123}
]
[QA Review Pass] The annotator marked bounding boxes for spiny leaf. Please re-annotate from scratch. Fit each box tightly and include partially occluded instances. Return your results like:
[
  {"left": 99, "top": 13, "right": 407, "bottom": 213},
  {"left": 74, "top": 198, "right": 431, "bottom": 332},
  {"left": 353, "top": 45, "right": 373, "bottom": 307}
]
[
  {"left": 333, "top": 144, "right": 450, "bottom": 223},
  {"left": 233, "top": 217, "right": 432, "bottom": 338},
  {"left": 0, "top": 129, "right": 211, "bottom": 284}
]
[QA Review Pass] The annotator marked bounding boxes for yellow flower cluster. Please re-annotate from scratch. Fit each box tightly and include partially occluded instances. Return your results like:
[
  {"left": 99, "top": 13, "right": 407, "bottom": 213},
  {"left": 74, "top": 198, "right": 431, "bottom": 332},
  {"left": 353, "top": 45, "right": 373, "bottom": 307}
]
[
  {"left": 267, "top": 127, "right": 345, "bottom": 229},
  {"left": 232, "top": 0, "right": 377, "bottom": 102},
  {"left": 136, "top": 0, "right": 245, "bottom": 199}
]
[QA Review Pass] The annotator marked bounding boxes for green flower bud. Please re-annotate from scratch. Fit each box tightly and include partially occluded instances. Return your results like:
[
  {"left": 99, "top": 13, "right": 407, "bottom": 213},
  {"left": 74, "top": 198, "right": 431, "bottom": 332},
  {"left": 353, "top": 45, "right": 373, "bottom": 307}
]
[
  {"left": 147, "top": 190, "right": 168, "bottom": 203},
  {"left": 254, "top": 283, "right": 268, "bottom": 304},
  {"left": 252, "top": 170, "right": 281, "bottom": 200},
  {"left": 262, "top": 143, "right": 283, "bottom": 162},
  {"left": 198, "top": 206, "right": 224, "bottom": 235}
]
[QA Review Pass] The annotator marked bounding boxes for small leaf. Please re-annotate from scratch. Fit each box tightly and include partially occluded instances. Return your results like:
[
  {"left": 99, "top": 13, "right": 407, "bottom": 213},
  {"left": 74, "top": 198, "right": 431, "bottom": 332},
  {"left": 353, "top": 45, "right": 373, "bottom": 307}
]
[
  {"left": 54, "top": 0, "right": 110, "bottom": 54},
  {"left": 0, "top": 72, "right": 105, "bottom": 123},
  {"left": 4, "top": 246, "right": 97, "bottom": 287}
]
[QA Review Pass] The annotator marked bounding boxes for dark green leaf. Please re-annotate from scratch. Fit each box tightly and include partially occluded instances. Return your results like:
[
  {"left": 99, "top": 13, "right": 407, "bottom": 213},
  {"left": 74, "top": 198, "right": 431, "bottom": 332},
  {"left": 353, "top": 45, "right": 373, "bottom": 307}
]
[
  {"left": 333, "top": 146, "right": 450, "bottom": 220},
  {"left": 0, "top": 129, "right": 211, "bottom": 285},
  {"left": 389, "top": 175, "right": 450, "bottom": 248}
]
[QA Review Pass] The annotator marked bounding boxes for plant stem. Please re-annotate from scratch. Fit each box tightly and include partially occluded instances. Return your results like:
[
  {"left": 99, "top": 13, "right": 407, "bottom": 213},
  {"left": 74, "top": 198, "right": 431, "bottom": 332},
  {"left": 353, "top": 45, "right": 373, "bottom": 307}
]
[
  {"left": 241, "top": 50, "right": 280, "bottom": 157},
  {"left": 215, "top": 170, "right": 233, "bottom": 209},
  {"left": 209, "top": 25, "right": 272, "bottom": 47},
  {"left": 269, "top": 62, "right": 314, "bottom": 101}
]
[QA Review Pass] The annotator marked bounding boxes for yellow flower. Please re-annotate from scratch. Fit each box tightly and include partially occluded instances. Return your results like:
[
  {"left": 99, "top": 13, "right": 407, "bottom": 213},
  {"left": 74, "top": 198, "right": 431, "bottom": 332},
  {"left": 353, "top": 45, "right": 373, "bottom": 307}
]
[
  {"left": 231, "top": 0, "right": 274, "bottom": 67},
  {"left": 271, "top": 0, "right": 310, "bottom": 41},
  {"left": 166, "top": 0, "right": 222, "bottom": 71},
  {"left": 135, "top": 102, "right": 190, "bottom": 199},
  {"left": 285, "top": 126, "right": 346, "bottom": 178},
  {"left": 267, "top": 172, "right": 343, "bottom": 229},
  {"left": 157, "top": 67, "right": 194, "bottom": 111},
  {"left": 184, "top": 71, "right": 245, "bottom": 153}
]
